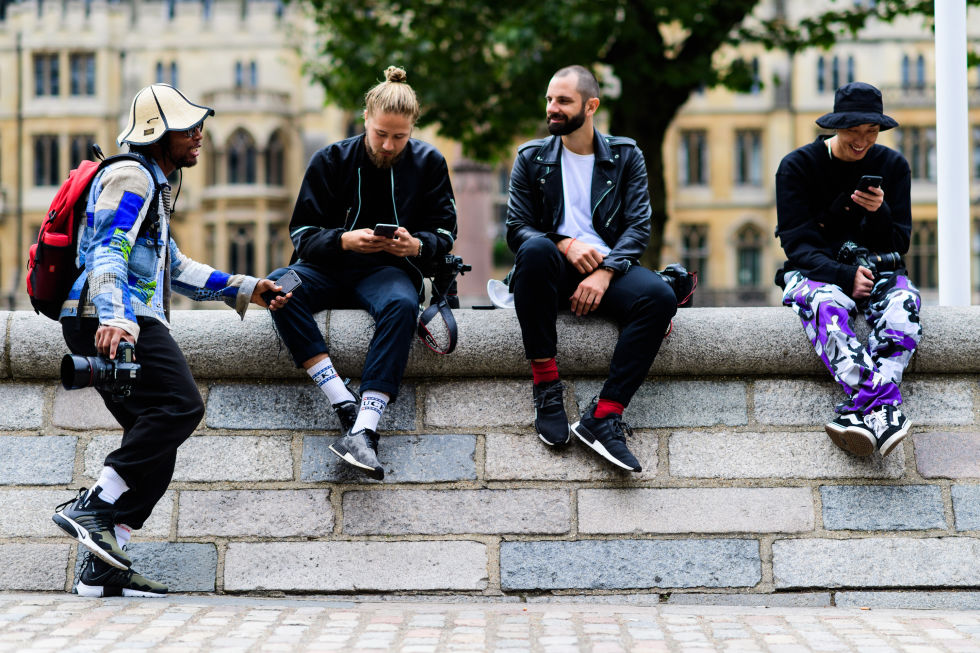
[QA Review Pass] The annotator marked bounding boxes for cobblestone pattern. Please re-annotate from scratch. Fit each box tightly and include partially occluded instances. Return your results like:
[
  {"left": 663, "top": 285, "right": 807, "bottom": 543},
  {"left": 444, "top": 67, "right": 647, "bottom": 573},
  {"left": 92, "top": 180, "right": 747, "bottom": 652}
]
[{"left": 2, "top": 374, "right": 979, "bottom": 596}]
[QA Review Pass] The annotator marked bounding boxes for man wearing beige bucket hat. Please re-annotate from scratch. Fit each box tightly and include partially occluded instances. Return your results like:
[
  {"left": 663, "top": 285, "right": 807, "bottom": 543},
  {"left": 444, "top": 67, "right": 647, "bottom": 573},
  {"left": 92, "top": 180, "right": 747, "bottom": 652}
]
[{"left": 51, "top": 83, "right": 290, "bottom": 597}]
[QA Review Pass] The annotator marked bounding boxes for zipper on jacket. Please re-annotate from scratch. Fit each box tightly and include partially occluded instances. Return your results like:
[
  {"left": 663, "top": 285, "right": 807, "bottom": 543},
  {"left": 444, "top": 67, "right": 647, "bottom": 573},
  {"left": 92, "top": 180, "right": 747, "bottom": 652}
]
[
  {"left": 604, "top": 200, "right": 621, "bottom": 228},
  {"left": 591, "top": 185, "right": 614, "bottom": 225}
]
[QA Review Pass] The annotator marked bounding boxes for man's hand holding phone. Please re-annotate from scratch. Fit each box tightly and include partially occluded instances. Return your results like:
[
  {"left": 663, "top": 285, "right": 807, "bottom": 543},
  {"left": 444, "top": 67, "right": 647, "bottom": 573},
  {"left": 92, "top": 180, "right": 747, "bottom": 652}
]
[
  {"left": 851, "top": 174, "right": 884, "bottom": 213},
  {"left": 256, "top": 268, "right": 301, "bottom": 309}
]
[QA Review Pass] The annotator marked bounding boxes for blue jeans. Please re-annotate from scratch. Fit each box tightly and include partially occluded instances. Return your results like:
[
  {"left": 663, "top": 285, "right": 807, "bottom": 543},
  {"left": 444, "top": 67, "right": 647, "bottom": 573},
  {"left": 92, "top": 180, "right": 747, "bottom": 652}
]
[{"left": 269, "top": 262, "right": 419, "bottom": 401}]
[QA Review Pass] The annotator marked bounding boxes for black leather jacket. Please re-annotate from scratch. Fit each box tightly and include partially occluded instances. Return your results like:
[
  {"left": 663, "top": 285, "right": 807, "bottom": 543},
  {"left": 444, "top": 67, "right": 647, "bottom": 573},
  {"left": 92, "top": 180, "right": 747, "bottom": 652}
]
[
  {"left": 505, "top": 128, "right": 651, "bottom": 275},
  {"left": 287, "top": 133, "right": 457, "bottom": 291}
]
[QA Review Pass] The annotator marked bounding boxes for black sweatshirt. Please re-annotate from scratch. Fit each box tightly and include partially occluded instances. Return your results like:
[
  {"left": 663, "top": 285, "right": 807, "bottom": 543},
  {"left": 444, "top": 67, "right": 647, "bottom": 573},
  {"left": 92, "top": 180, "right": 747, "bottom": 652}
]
[{"left": 775, "top": 136, "right": 912, "bottom": 295}]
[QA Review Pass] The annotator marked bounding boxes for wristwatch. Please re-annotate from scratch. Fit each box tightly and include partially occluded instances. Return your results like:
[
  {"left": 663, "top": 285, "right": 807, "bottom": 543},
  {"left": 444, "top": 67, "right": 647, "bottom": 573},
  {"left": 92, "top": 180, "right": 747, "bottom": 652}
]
[{"left": 416, "top": 239, "right": 423, "bottom": 257}]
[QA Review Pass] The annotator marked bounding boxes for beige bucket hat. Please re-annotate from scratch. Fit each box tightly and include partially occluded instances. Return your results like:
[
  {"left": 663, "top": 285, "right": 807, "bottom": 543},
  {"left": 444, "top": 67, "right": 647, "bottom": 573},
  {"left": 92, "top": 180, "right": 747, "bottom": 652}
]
[{"left": 117, "top": 84, "right": 215, "bottom": 146}]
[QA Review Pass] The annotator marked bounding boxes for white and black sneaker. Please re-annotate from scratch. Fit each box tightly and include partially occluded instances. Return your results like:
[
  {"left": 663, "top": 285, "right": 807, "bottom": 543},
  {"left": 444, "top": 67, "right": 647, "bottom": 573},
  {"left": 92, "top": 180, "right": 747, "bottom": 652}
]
[
  {"left": 75, "top": 551, "right": 167, "bottom": 598},
  {"left": 824, "top": 412, "right": 877, "bottom": 457},
  {"left": 329, "top": 428, "right": 384, "bottom": 480},
  {"left": 863, "top": 404, "right": 911, "bottom": 457},
  {"left": 332, "top": 382, "right": 361, "bottom": 434},
  {"left": 533, "top": 380, "right": 570, "bottom": 446}
]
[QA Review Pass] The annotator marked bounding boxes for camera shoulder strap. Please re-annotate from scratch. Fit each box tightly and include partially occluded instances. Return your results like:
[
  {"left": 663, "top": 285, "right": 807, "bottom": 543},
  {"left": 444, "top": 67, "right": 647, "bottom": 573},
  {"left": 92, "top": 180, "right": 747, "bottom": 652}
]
[{"left": 416, "top": 265, "right": 462, "bottom": 355}]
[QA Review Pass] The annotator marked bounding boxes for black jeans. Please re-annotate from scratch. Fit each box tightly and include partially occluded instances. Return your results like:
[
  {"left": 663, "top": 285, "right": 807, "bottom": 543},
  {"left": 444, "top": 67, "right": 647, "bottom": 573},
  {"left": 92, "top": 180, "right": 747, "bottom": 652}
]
[
  {"left": 268, "top": 261, "right": 419, "bottom": 401},
  {"left": 62, "top": 317, "right": 204, "bottom": 530},
  {"left": 511, "top": 237, "right": 676, "bottom": 406}
]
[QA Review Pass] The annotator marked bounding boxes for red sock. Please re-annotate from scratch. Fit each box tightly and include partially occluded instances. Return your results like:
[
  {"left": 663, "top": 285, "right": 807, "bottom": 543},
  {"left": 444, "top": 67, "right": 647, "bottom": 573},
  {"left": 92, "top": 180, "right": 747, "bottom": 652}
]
[
  {"left": 531, "top": 358, "right": 559, "bottom": 385},
  {"left": 594, "top": 398, "right": 624, "bottom": 419}
]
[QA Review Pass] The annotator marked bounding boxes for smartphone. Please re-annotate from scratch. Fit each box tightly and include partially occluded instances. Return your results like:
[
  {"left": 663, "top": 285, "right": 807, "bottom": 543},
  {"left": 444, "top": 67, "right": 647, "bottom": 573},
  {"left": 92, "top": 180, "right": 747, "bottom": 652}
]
[
  {"left": 856, "top": 175, "right": 882, "bottom": 192},
  {"left": 373, "top": 223, "right": 399, "bottom": 239},
  {"left": 261, "top": 268, "right": 302, "bottom": 304}
]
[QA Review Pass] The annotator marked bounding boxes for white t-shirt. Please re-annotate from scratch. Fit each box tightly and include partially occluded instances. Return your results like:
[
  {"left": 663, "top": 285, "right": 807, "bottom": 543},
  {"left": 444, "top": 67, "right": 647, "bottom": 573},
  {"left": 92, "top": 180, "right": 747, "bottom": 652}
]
[{"left": 557, "top": 147, "right": 610, "bottom": 256}]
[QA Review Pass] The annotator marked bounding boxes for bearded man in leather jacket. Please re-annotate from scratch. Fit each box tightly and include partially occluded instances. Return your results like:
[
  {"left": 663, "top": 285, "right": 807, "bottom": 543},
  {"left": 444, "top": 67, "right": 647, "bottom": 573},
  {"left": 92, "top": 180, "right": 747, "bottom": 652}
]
[{"left": 505, "top": 65, "right": 676, "bottom": 473}]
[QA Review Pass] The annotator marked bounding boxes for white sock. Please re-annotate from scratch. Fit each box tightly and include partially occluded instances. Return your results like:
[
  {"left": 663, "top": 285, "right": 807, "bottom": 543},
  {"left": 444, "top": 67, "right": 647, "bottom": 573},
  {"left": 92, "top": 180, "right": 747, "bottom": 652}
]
[
  {"left": 94, "top": 466, "right": 129, "bottom": 504},
  {"left": 351, "top": 391, "right": 389, "bottom": 433},
  {"left": 114, "top": 524, "right": 132, "bottom": 548},
  {"left": 307, "top": 357, "right": 356, "bottom": 405}
]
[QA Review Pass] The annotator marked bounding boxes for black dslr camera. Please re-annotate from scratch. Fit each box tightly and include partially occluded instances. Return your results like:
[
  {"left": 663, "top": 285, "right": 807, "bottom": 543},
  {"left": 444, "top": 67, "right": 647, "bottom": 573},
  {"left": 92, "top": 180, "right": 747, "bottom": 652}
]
[
  {"left": 61, "top": 341, "right": 141, "bottom": 402},
  {"left": 429, "top": 254, "right": 471, "bottom": 309},
  {"left": 837, "top": 241, "right": 902, "bottom": 280}
]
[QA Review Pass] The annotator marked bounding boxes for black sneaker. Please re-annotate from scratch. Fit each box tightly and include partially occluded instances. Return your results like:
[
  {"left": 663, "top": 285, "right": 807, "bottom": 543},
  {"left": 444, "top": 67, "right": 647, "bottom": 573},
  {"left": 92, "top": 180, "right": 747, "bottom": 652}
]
[
  {"left": 824, "top": 412, "right": 877, "bottom": 456},
  {"left": 863, "top": 404, "right": 911, "bottom": 457},
  {"left": 52, "top": 488, "right": 131, "bottom": 570},
  {"left": 332, "top": 382, "right": 361, "bottom": 434},
  {"left": 329, "top": 428, "right": 384, "bottom": 480},
  {"left": 75, "top": 552, "right": 167, "bottom": 598},
  {"left": 571, "top": 401, "right": 642, "bottom": 472},
  {"left": 533, "top": 380, "right": 570, "bottom": 446}
]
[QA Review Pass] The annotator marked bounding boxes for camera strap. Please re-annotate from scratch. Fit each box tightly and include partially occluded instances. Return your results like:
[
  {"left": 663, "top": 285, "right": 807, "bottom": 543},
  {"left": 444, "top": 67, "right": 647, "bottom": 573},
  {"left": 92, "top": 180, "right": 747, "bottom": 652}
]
[{"left": 417, "top": 266, "right": 462, "bottom": 355}]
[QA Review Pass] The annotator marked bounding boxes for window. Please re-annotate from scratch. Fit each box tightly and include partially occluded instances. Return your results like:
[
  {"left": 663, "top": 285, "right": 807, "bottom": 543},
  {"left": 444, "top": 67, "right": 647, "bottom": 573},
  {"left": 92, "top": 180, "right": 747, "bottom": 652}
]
[
  {"left": 227, "top": 129, "right": 256, "bottom": 184},
  {"left": 736, "top": 224, "right": 763, "bottom": 287},
  {"left": 846, "top": 56, "right": 855, "bottom": 85},
  {"left": 895, "top": 126, "right": 937, "bottom": 181},
  {"left": 817, "top": 57, "right": 826, "bottom": 93},
  {"left": 69, "top": 52, "right": 95, "bottom": 96},
  {"left": 229, "top": 223, "right": 255, "bottom": 276},
  {"left": 916, "top": 54, "right": 926, "bottom": 89},
  {"left": 734, "top": 130, "right": 762, "bottom": 186},
  {"left": 234, "top": 60, "right": 258, "bottom": 89},
  {"left": 265, "top": 130, "right": 285, "bottom": 186},
  {"left": 155, "top": 61, "right": 178, "bottom": 86},
  {"left": 679, "top": 224, "right": 709, "bottom": 286},
  {"left": 33, "top": 134, "right": 60, "bottom": 186},
  {"left": 34, "top": 53, "right": 59, "bottom": 97},
  {"left": 902, "top": 55, "right": 910, "bottom": 89},
  {"left": 831, "top": 56, "right": 840, "bottom": 90},
  {"left": 908, "top": 220, "right": 937, "bottom": 288},
  {"left": 679, "top": 130, "right": 708, "bottom": 186},
  {"left": 69, "top": 134, "right": 95, "bottom": 168},
  {"left": 750, "top": 57, "right": 760, "bottom": 95},
  {"left": 204, "top": 134, "right": 217, "bottom": 185}
]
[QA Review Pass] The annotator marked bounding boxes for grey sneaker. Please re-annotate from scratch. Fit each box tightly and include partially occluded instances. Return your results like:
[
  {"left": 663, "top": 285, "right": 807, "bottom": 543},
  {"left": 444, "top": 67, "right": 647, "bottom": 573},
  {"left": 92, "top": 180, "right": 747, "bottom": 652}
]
[
  {"left": 824, "top": 412, "right": 877, "bottom": 456},
  {"left": 53, "top": 487, "right": 131, "bottom": 570},
  {"left": 75, "top": 551, "right": 167, "bottom": 598},
  {"left": 329, "top": 428, "right": 384, "bottom": 480}
]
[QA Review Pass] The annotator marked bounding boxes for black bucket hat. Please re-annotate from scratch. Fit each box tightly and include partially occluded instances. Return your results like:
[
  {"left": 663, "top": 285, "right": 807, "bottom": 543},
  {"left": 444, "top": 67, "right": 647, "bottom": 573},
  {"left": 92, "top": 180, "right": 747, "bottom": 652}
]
[{"left": 815, "top": 82, "right": 898, "bottom": 131}]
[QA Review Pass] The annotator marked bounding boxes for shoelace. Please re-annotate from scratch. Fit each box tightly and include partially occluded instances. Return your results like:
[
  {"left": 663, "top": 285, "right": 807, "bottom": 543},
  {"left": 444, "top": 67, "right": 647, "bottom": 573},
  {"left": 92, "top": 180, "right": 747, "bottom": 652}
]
[
  {"left": 54, "top": 488, "right": 87, "bottom": 513},
  {"left": 608, "top": 414, "right": 634, "bottom": 442},
  {"left": 534, "top": 383, "right": 564, "bottom": 409},
  {"left": 863, "top": 408, "right": 888, "bottom": 437}
]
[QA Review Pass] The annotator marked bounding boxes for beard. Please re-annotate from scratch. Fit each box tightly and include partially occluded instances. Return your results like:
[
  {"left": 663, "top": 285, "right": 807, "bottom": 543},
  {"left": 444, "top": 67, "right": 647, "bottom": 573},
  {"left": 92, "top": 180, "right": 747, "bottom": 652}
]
[
  {"left": 366, "top": 142, "right": 404, "bottom": 169},
  {"left": 547, "top": 104, "right": 587, "bottom": 136}
]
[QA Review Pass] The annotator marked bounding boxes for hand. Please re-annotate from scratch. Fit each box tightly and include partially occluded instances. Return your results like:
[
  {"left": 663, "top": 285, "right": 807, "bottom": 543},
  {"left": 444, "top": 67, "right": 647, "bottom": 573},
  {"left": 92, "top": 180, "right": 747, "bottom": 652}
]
[
  {"left": 378, "top": 227, "right": 421, "bottom": 258},
  {"left": 853, "top": 266, "right": 874, "bottom": 299},
  {"left": 95, "top": 325, "right": 136, "bottom": 359},
  {"left": 851, "top": 185, "right": 883, "bottom": 213},
  {"left": 570, "top": 268, "right": 614, "bottom": 316},
  {"left": 341, "top": 228, "right": 388, "bottom": 254},
  {"left": 558, "top": 238, "right": 605, "bottom": 274},
  {"left": 251, "top": 279, "right": 292, "bottom": 310}
]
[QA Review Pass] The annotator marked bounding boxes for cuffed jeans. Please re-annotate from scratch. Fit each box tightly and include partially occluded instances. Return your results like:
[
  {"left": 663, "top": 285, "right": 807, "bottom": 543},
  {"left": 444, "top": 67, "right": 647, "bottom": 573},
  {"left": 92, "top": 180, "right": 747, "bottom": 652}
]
[
  {"left": 268, "top": 261, "right": 419, "bottom": 401},
  {"left": 511, "top": 237, "right": 676, "bottom": 406}
]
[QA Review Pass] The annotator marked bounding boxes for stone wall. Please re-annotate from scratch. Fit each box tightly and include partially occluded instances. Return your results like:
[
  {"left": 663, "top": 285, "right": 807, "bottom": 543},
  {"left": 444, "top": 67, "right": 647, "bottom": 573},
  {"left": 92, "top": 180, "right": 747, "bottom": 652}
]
[{"left": 1, "top": 307, "right": 979, "bottom": 602}]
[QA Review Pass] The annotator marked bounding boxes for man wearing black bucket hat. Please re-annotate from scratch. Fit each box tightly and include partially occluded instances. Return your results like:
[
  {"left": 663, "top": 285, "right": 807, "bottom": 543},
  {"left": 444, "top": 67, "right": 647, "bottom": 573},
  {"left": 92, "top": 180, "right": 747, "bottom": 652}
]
[{"left": 775, "top": 82, "right": 921, "bottom": 458}]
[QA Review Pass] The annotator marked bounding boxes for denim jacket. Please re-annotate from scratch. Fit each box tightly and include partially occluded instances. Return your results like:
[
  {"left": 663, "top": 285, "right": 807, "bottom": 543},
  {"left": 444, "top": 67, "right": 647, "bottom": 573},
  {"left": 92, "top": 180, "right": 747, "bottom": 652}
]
[{"left": 59, "top": 154, "right": 259, "bottom": 339}]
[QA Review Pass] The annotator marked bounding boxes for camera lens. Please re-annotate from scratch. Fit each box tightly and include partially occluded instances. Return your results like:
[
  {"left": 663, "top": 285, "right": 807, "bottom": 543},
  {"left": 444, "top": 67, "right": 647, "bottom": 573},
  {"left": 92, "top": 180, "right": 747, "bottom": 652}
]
[{"left": 60, "top": 354, "right": 100, "bottom": 390}]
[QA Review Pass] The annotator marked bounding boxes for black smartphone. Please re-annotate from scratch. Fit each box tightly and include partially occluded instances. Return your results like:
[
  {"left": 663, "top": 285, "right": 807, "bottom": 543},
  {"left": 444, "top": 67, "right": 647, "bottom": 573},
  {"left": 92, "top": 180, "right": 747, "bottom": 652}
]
[
  {"left": 261, "top": 268, "right": 302, "bottom": 304},
  {"left": 373, "top": 223, "right": 399, "bottom": 239},
  {"left": 856, "top": 175, "right": 882, "bottom": 192}
]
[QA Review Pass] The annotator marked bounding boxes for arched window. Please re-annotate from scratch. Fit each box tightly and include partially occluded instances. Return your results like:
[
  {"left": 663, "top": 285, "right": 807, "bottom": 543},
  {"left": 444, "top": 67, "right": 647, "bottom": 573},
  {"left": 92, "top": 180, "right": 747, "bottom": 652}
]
[
  {"left": 902, "top": 55, "right": 910, "bottom": 89},
  {"left": 229, "top": 223, "right": 255, "bottom": 276},
  {"left": 265, "top": 130, "right": 285, "bottom": 186},
  {"left": 817, "top": 57, "right": 826, "bottom": 93},
  {"left": 916, "top": 54, "right": 926, "bottom": 89},
  {"left": 227, "top": 129, "right": 256, "bottom": 185},
  {"left": 736, "top": 224, "right": 764, "bottom": 288}
]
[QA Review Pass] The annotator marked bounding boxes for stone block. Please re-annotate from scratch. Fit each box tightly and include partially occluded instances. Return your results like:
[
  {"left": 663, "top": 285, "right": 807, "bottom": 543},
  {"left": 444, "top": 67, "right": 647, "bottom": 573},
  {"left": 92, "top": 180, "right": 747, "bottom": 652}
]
[
  {"left": 0, "top": 489, "right": 81, "bottom": 537},
  {"left": 952, "top": 485, "right": 980, "bottom": 531},
  {"left": 773, "top": 537, "right": 980, "bottom": 588},
  {"left": 753, "top": 379, "right": 844, "bottom": 425},
  {"left": 8, "top": 312, "right": 64, "bottom": 379},
  {"left": 500, "top": 539, "right": 761, "bottom": 590},
  {"left": 667, "top": 593, "right": 832, "bottom": 607},
  {"left": 669, "top": 431, "right": 904, "bottom": 479},
  {"left": 0, "top": 383, "right": 43, "bottom": 429},
  {"left": 576, "top": 380, "right": 748, "bottom": 428},
  {"left": 901, "top": 378, "right": 973, "bottom": 425},
  {"left": 836, "top": 591, "right": 980, "bottom": 610},
  {"left": 76, "top": 542, "right": 218, "bottom": 592},
  {"left": 820, "top": 485, "right": 946, "bottom": 531},
  {"left": 205, "top": 382, "right": 415, "bottom": 432},
  {"left": 0, "top": 436, "right": 76, "bottom": 485},
  {"left": 177, "top": 489, "right": 333, "bottom": 537},
  {"left": 223, "top": 541, "right": 488, "bottom": 591},
  {"left": 485, "top": 433, "right": 659, "bottom": 481},
  {"left": 578, "top": 488, "right": 814, "bottom": 534},
  {"left": 52, "top": 386, "right": 119, "bottom": 430},
  {"left": 302, "top": 434, "right": 476, "bottom": 483},
  {"left": 914, "top": 432, "right": 980, "bottom": 478},
  {"left": 0, "top": 544, "right": 70, "bottom": 590},
  {"left": 85, "top": 435, "right": 293, "bottom": 482},
  {"left": 424, "top": 380, "right": 532, "bottom": 427},
  {"left": 342, "top": 489, "right": 570, "bottom": 535}
]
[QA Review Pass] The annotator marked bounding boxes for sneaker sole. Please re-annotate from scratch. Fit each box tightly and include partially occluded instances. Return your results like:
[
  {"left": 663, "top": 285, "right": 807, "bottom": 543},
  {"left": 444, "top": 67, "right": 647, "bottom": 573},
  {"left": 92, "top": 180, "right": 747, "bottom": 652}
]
[
  {"left": 537, "top": 427, "right": 571, "bottom": 447},
  {"left": 878, "top": 420, "right": 912, "bottom": 457},
  {"left": 824, "top": 424, "right": 876, "bottom": 457},
  {"left": 52, "top": 512, "right": 130, "bottom": 570},
  {"left": 76, "top": 581, "right": 166, "bottom": 598},
  {"left": 327, "top": 444, "right": 384, "bottom": 480},
  {"left": 570, "top": 421, "right": 640, "bottom": 472}
]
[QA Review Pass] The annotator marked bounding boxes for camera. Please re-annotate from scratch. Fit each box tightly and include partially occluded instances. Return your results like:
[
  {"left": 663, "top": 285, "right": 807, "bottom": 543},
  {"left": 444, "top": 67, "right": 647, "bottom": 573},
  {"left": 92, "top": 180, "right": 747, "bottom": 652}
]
[
  {"left": 837, "top": 241, "right": 903, "bottom": 279},
  {"left": 428, "top": 254, "right": 471, "bottom": 309},
  {"left": 61, "top": 341, "right": 141, "bottom": 402}
]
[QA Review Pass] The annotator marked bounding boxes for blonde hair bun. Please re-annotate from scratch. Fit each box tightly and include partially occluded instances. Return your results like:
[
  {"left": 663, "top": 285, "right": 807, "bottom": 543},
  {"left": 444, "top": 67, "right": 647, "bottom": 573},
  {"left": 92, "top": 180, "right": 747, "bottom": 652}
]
[{"left": 385, "top": 66, "right": 408, "bottom": 83}]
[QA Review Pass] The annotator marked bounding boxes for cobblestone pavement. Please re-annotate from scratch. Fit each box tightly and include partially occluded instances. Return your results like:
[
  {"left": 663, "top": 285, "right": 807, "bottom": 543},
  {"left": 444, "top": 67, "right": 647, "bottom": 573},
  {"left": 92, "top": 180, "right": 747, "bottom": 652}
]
[{"left": 1, "top": 593, "right": 979, "bottom": 652}]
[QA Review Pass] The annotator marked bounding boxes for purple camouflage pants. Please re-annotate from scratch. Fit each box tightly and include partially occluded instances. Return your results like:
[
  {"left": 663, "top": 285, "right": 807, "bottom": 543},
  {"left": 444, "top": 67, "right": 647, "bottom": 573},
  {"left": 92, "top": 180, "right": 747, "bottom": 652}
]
[{"left": 782, "top": 270, "right": 922, "bottom": 414}]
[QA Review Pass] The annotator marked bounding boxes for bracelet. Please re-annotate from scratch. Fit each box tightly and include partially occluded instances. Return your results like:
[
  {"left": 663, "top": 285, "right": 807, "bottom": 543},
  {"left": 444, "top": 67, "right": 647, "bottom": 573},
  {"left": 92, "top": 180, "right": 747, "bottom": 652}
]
[
  {"left": 416, "top": 239, "right": 423, "bottom": 257},
  {"left": 562, "top": 238, "right": 576, "bottom": 256}
]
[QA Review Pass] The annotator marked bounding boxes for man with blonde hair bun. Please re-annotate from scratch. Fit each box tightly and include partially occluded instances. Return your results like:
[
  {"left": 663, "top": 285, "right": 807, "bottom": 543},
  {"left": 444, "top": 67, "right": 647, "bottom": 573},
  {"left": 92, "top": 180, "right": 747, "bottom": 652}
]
[{"left": 268, "top": 66, "right": 458, "bottom": 481}]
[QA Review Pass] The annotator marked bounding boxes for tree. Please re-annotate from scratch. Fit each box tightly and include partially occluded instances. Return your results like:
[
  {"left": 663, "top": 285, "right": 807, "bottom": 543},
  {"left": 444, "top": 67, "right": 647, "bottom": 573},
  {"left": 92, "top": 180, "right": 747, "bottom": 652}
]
[{"left": 294, "top": 0, "right": 976, "bottom": 267}]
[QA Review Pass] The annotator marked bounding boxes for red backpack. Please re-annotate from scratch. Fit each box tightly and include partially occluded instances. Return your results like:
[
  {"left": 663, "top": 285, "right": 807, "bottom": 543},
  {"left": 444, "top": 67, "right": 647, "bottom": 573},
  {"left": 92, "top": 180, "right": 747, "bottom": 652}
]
[{"left": 26, "top": 148, "right": 153, "bottom": 320}]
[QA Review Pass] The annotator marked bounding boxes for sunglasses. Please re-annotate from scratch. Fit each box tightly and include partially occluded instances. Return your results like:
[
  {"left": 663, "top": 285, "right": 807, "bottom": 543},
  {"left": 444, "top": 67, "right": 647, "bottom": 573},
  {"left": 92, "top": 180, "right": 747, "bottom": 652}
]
[{"left": 175, "top": 125, "right": 203, "bottom": 138}]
